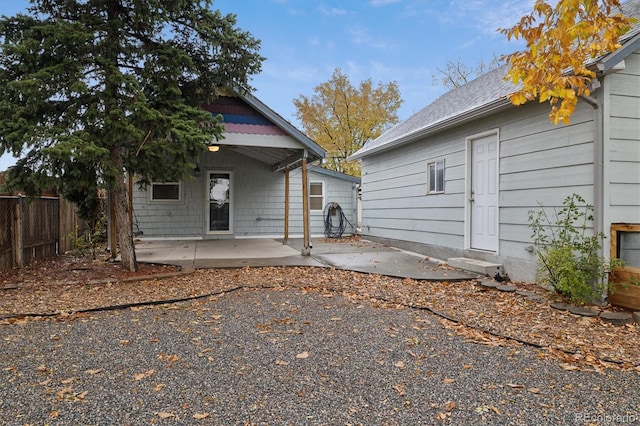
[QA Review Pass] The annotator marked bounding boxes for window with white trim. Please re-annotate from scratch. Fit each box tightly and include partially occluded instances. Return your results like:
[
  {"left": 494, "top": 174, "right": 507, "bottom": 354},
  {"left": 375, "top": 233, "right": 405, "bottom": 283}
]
[
  {"left": 309, "top": 181, "right": 324, "bottom": 211},
  {"left": 427, "top": 159, "right": 445, "bottom": 194},
  {"left": 150, "top": 182, "right": 181, "bottom": 201}
]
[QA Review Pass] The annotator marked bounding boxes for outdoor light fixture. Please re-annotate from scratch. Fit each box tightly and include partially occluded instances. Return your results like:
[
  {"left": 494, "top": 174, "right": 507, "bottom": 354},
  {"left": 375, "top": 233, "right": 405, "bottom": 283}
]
[
  {"left": 193, "top": 166, "right": 201, "bottom": 177},
  {"left": 208, "top": 145, "right": 220, "bottom": 152}
]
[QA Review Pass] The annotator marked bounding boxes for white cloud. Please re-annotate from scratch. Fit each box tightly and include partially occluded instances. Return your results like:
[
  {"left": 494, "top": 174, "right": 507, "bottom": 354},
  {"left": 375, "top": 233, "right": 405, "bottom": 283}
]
[
  {"left": 316, "top": 4, "right": 349, "bottom": 16},
  {"left": 349, "top": 26, "right": 394, "bottom": 49},
  {"left": 369, "top": 0, "right": 401, "bottom": 6},
  {"left": 453, "top": 0, "right": 536, "bottom": 35}
]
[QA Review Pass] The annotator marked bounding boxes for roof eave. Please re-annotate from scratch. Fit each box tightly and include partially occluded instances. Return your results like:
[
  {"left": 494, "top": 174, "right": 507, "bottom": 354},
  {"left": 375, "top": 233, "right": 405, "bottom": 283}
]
[
  {"left": 234, "top": 89, "right": 326, "bottom": 162},
  {"left": 594, "top": 31, "right": 640, "bottom": 74},
  {"left": 308, "top": 165, "right": 361, "bottom": 183},
  {"left": 348, "top": 97, "right": 513, "bottom": 161}
]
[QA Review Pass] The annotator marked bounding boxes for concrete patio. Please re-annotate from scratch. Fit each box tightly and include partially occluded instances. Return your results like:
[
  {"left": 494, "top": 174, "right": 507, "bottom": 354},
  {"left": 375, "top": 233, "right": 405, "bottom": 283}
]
[{"left": 134, "top": 237, "right": 476, "bottom": 282}]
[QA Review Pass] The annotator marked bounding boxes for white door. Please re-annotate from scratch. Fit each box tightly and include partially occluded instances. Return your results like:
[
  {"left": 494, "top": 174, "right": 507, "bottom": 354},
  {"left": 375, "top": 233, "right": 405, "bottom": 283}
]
[
  {"left": 207, "top": 171, "right": 233, "bottom": 234},
  {"left": 470, "top": 134, "right": 498, "bottom": 251}
]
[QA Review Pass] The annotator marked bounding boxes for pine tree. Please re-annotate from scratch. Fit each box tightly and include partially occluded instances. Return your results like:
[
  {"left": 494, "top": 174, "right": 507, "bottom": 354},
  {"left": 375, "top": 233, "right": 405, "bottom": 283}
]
[{"left": 0, "top": 0, "right": 263, "bottom": 270}]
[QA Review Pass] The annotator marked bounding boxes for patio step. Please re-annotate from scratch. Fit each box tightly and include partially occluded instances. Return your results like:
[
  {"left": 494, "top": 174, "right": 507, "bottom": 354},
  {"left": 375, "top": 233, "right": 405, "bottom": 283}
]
[{"left": 447, "top": 257, "right": 503, "bottom": 276}]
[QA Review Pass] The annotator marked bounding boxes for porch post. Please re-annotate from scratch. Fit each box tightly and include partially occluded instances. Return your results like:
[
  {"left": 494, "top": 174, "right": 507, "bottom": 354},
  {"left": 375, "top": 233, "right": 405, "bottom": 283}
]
[
  {"left": 301, "top": 152, "right": 311, "bottom": 256},
  {"left": 284, "top": 168, "right": 289, "bottom": 243}
]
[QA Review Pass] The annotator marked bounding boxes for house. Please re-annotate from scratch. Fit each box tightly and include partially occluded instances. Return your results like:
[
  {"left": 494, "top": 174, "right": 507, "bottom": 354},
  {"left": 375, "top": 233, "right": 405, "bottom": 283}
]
[
  {"left": 132, "top": 88, "right": 359, "bottom": 249},
  {"left": 349, "top": 0, "right": 640, "bottom": 284}
]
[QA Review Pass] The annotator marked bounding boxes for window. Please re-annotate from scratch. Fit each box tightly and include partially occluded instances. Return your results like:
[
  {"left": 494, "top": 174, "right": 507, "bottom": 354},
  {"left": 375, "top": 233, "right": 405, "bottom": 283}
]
[
  {"left": 427, "top": 159, "right": 445, "bottom": 194},
  {"left": 309, "top": 181, "right": 324, "bottom": 211},
  {"left": 151, "top": 182, "right": 180, "bottom": 201}
]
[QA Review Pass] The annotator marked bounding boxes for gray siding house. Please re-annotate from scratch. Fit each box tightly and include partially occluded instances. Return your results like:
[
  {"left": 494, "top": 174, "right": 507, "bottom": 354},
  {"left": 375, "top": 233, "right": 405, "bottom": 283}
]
[
  {"left": 133, "top": 89, "right": 359, "bottom": 244},
  {"left": 349, "top": 2, "right": 640, "bottom": 283}
]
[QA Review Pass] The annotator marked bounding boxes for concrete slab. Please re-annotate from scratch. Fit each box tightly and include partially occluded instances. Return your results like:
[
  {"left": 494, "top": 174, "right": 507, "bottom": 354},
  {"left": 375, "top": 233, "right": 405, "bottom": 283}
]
[
  {"left": 134, "top": 237, "right": 477, "bottom": 282},
  {"left": 286, "top": 238, "right": 475, "bottom": 281},
  {"left": 134, "top": 240, "right": 197, "bottom": 267},
  {"left": 313, "top": 251, "right": 474, "bottom": 281},
  {"left": 194, "top": 239, "right": 300, "bottom": 259},
  {"left": 194, "top": 257, "right": 326, "bottom": 269},
  {"left": 447, "top": 257, "right": 503, "bottom": 276}
]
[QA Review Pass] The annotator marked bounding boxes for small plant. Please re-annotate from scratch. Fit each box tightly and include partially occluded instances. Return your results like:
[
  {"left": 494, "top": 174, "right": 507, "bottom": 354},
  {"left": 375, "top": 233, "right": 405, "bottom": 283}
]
[
  {"left": 67, "top": 213, "right": 107, "bottom": 259},
  {"left": 67, "top": 227, "right": 91, "bottom": 256},
  {"left": 528, "top": 194, "right": 624, "bottom": 304}
]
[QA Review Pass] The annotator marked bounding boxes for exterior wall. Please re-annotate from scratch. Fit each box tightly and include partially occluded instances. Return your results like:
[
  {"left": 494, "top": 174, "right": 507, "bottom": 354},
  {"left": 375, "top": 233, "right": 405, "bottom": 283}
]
[
  {"left": 360, "top": 99, "right": 598, "bottom": 283},
  {"left": 605, "top": 49, "right": 640, "bottom": 226},
  {"left": 290, "top": 167, "right": 359, "bottom": 237},
  {"left": 133, "top": 148, "right": 358, "bottom": 239}
]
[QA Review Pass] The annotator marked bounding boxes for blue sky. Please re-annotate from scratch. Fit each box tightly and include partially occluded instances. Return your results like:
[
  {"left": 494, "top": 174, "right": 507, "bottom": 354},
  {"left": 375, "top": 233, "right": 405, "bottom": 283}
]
[{"left": 0, "top": 0, "right": 533, "bottom": 170}]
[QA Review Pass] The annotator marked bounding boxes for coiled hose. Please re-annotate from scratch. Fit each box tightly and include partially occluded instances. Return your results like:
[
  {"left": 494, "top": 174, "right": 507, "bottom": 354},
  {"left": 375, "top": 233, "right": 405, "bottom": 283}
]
[{"left": 323, "top": 202, "right": 354, "bottom": 238}]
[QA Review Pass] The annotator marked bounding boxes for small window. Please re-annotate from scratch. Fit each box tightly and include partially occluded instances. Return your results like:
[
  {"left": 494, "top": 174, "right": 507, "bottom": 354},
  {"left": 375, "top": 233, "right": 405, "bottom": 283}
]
[
  {"left": 309, "top": 181, "right": 324, "bottom": 211},
  {"left": 427, "top": 159, "right": 445, "bottom": 194},
  {"left": 151, "top": 182, "right": 180, "bottom": 201}
]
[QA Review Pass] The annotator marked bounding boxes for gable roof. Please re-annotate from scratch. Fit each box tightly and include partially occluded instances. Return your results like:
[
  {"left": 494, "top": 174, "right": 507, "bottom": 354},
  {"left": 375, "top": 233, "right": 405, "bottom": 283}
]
[
  {"left": 238, "top": 90, "right": 326, "bottom": 162},
  {"left": 349, "top": 65, "right": 515, "bottom": 161},
  {"left": 349, "top": 0, "right": 640, "bottom": 161},
  {"left": 206, "top": 87, "right": 325, "bottom": 169}
]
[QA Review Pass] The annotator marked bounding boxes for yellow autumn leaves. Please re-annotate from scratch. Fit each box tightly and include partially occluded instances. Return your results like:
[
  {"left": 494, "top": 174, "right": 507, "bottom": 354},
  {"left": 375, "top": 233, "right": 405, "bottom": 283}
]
[{"left": 501, "top": 0, "right": 635, "bottom": 124}]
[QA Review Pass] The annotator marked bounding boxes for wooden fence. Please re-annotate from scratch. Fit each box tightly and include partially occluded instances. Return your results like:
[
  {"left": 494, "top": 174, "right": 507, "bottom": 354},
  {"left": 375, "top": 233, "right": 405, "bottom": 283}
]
[{"left": 0, "top": 196, "right": 80, "bottom": 273}]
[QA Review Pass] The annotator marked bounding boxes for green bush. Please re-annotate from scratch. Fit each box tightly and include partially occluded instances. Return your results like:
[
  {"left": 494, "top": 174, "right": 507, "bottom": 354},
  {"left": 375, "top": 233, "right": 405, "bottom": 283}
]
[{"left": 528, "top": 194, "right": 623, "bottom": 304}]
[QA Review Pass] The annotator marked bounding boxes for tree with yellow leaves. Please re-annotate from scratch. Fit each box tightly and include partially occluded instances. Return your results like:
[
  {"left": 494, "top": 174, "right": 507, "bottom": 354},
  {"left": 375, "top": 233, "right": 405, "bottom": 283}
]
[
  {"left": 501, "top": 0, "right": 635, "bottom": 124},
  {"left": 294, "top": 69, "right": 402, "bottom": 177}
]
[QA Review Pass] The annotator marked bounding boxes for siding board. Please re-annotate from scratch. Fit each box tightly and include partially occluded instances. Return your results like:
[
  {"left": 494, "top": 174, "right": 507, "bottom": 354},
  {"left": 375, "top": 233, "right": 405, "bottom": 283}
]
[
  {"left": 359, "top": 48, "right": 640, "bottom": 283},
  {"left": 133, "top": 149, "right": 358, "bottom": 238}
]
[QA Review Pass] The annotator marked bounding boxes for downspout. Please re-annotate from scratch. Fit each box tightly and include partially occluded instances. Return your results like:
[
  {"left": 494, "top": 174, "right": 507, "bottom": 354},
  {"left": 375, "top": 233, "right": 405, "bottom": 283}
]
[
  {"left": 579, "top": 92, "right": 604, "bottom": 245},
  {"left": 580, "top": 88, "right": 606, "bottom": 303}
]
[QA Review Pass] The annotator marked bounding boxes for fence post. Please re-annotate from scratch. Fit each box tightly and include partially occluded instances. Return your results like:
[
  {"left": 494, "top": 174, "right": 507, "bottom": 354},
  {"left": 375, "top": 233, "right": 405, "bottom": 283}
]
[
  {"left": 13, "top": 196, "right": 23, "bottom": 267},
  {"left": 56, "top": 196, "right": 62, "bottom": 254}
]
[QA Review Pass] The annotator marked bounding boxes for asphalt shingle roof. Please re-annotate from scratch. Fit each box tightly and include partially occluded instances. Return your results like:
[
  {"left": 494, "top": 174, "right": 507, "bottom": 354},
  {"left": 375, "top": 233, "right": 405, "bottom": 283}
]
[{"left": 349, "top": 0, "right": 640, "bottom": 161}]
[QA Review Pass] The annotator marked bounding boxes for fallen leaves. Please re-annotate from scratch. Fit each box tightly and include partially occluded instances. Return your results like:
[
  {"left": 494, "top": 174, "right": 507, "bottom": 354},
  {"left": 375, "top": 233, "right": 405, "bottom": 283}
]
[
  {"left": 296, "top": 351, "right": 310, "bottom": 359},
  {"left": 393, "top": 383, "right": 406, "bottom": 395},
  {"left": 157, "top": 353, "right": 180, "bottom": 363},
  {"left": 134, "top": 369, "right": 155, "bottom": 381},
  {"left": 475, "top": 404, "right": 502, "bottom": 415},
  {"left": 1, "top": 251, "right": 639, "bottom": 372},
  {"left": 153, "top": 383, "right": 167, "bottom": 392},
  {"left": 193, "top": 413, "right": 210, "bottom": 419},
  {"left": 157, "top": 412, "right": 175, "bottom": 419}
]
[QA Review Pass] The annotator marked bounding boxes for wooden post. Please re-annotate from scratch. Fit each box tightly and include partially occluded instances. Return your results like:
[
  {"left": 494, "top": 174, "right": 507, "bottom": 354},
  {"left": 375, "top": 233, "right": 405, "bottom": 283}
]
[
  {"left": 58, "top": 198, "right": 66, "bottom": 254},
  {"left": 301, "top": 154, "right": 311, "bottom": 256},
  {"left": 284, "top": 168, "right": 289, "bottom": 243},
  {"left": 13, "top": 196, "right": 23, "bottom": 268}
]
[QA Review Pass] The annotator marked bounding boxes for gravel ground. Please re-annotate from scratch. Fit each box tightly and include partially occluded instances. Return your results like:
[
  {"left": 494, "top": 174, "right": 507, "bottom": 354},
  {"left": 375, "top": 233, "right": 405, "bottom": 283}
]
[{"left": 1, "top": 286, "right": 639, "bottom": 425}]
